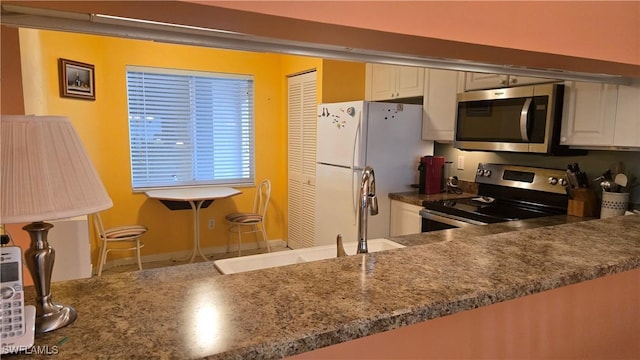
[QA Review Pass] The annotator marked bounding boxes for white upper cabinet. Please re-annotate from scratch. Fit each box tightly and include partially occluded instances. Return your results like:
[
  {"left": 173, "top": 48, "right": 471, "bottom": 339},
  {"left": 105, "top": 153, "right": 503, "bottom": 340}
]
[
  {"left": 464, "top": 72, "right": 557, "bottom": 91},
  {"left": 464, "top": 72, "right": 508, "bottom": 91},
  {"left": 613, "top": 80, "right": 640, "bottom": 148},
  {"left": 560, "top": 81, "right": 619, "bottom": 147},
  {"left": 366, "top": 63, "right": 424, "bottom": 100},
  {"left": 422, "top": 69, "right": 464, "bottom": 142}
]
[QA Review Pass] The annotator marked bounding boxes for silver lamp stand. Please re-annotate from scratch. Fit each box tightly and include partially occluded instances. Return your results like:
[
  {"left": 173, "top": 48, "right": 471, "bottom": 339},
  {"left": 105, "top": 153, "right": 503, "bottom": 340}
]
[{"left": 23, "top": 221, "right": 77, "bottom": 333}]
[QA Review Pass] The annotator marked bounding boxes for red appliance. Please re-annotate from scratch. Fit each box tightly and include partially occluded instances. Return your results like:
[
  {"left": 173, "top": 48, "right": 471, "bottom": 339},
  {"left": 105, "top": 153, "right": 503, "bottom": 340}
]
[{"left": 418, "top": 156, "right": 445, "bottom": 194}]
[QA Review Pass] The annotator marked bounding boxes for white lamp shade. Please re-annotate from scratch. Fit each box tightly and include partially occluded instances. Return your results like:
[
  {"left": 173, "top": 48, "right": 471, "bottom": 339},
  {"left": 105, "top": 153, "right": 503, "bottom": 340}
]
[{"left": 1, "top": 115, "right": 113, "bottom": 223}]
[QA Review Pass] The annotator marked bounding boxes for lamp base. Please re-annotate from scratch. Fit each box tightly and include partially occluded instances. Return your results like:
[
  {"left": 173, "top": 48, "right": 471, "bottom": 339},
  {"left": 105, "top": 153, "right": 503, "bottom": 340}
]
[
  {"left": 23, "top": 221, "right": 78, "bottom": 333},
  {"left": 36, "top": 296, "right": 77, "bottom": 333}
]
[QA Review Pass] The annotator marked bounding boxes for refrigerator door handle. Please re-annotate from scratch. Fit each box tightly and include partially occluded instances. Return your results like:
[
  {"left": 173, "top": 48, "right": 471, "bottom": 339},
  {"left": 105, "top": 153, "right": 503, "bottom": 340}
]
[
  {"left": 351, "top": 119, "right": 361, "bottom": 171},
  {"left": 351, "top": 117, "right": 363, "bottom": 222},
  {"left": 351, "top": 169, "right": 357, "bottom": 224}
]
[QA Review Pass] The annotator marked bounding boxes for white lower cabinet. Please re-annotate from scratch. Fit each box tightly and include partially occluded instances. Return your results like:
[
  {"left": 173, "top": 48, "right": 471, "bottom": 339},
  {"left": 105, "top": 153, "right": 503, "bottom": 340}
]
[
  {"left": 422, "top": 69, "right": 464, "bottom": 141},
  {"left": 389, "top": 200, "right": 423, "bottom": 237}
]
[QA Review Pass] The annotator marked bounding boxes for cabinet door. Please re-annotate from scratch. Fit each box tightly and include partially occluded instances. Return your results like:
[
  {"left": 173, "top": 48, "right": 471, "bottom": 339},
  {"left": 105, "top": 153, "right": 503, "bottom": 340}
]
[
  {"left": 367, "top": 64, "right": 424, "bottom": 100},
  {"left": 464, "top": 72, "right": 508, "bottom": 91},
  {"left": 464, "top": 73, "right": 556, "bottom": 90},
  {"left": 560, "top": 81, "right": 618, "bottom": 146},
  {"left": 396, "top": 66, "right": 425, "bottom": 98},
  {"left": 389, "top": 200, "right": 423, "bottom": 237},
  {"left": 613, "top": 80, "right": 640, "bottom": 148},
  {"left": 369, "top": 64, "right": 397, "bottom": 101},
  {"left": 422, "top": 69, "right": 463, "bottom": 141}
]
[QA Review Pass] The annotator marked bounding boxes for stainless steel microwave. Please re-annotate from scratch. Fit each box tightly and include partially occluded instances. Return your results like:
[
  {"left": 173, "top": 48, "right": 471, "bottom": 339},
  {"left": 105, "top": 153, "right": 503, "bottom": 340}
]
[{"left": 454, "top": 83, "right": 566, "bottom": 154}]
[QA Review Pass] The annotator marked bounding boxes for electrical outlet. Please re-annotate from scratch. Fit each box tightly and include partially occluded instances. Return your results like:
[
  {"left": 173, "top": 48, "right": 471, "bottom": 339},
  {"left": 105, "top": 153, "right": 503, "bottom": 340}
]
[
  {"left": 208, "top": 219, "right": 215, "bottom": 229},
  {"left": 457, "top": 155, "right": 465, "bottom": 170}
]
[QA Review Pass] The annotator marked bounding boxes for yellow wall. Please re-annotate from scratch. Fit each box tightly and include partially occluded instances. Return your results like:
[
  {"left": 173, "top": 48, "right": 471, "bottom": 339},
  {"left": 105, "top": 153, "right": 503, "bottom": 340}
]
[
  {"left": 16, "top": 29, "right": 366, "bottom": 265},
  {"left": 322, "top": 60, "right": 365, "bottom": 103},
  {"left": 19, "top": 29, "right": 287, "bottom": 261}
]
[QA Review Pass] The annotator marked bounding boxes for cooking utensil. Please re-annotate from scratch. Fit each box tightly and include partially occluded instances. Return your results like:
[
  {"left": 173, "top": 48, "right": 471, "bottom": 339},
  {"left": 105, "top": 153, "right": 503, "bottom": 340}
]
[
  {"left": 600, "top": 180, "right": 612, "bottom": 192},
  {"left": 614, "top": 173, "right": 628, "bottom": 188}
]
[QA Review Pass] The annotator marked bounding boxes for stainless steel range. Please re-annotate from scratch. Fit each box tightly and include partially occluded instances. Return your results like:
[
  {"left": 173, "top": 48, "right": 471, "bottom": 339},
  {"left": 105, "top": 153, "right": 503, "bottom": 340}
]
[{"left": 420, "top": 163, "right": 569, "bottom": 232}]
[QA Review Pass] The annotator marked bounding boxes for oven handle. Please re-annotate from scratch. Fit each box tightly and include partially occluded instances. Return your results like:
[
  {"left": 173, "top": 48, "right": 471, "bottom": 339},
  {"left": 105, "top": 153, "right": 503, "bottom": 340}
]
[{"left": 419, "top": 209, "right": 488, "bottom": 227}]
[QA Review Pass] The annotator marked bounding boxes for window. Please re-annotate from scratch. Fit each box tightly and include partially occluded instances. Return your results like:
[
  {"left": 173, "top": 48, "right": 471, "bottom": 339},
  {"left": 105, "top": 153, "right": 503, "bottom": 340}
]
[{"left": 126, "top": 66, "right": 254, "bottom": 190}]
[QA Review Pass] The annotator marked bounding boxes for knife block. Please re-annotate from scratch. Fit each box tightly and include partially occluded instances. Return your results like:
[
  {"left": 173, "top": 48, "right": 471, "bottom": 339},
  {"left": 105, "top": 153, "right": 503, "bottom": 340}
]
[{"left": 568, "top": 188, "right": 597, "bottom": 217}]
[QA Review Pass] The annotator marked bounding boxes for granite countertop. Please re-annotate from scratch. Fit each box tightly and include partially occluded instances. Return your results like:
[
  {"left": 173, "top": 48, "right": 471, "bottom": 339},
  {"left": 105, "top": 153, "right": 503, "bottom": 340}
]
[
  {"left": 388, "top": 190, "right": 477, "bottom": 206},
  {"left": 12, "top": 215, "right": 640, "bottom": 359}
]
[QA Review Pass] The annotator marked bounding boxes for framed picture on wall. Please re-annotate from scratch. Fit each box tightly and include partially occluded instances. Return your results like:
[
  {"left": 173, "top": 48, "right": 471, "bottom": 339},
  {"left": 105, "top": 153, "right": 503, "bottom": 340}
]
[{"left": 58, "top": 58, "right": 95, "bottom": 100}]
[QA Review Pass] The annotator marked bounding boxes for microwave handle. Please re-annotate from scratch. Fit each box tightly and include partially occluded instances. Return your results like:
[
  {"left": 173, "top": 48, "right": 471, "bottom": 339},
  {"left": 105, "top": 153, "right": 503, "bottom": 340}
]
[{"left": 519, "top": 97, "right": 533, "bottom": 142}]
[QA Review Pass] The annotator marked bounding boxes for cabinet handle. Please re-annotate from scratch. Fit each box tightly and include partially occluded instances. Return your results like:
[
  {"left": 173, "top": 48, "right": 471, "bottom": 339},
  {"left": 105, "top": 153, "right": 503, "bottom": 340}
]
[
  {"left": 500, "top": 79, "right": 508, "bottom": 85},
  {"left": 511, "top": 78, "right": 518, "bottom": 84}
]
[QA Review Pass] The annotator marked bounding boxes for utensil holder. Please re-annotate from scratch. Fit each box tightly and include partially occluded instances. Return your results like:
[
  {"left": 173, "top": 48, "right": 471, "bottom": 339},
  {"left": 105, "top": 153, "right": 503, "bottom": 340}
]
[
  {"left": 568, "top": 188, "right": 597, "bottom": 217},
  {"left": 600, "top": 192, "right": 630, "bottom": 218}
]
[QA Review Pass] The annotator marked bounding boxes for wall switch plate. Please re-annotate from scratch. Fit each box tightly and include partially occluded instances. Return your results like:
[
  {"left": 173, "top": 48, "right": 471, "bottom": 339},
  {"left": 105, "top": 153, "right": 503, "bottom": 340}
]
[
  {"left": 457, "top": 156, "right": 465, "bottom": 170},
  {"left": 208, "top": 219, "right": 215, "bottom": 229}
]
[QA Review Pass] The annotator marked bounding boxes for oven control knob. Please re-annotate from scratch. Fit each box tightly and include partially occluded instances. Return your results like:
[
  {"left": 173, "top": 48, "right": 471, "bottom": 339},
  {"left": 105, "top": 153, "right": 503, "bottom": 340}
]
[
  {"left": 558, "top": 178, "right": 568, "bottom": 187},
  {"left": 483, "top": 170, "right": 491, "bottom": 177},
  {"left": 477, "top": 169, "right": 484, "bottom": 176},
  {"left": 548, "top": 177, "right": 559, "bottom": 185}
]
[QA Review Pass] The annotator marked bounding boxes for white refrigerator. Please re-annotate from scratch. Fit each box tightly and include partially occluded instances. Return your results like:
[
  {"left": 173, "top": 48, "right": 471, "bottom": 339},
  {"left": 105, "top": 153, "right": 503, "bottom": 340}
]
[{"left": 314, "top": 100, "right": 434, "bottom": 246}]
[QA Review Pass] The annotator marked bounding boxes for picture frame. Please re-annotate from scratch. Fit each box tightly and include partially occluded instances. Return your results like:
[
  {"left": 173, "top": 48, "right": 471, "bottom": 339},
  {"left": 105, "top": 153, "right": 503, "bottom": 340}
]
[{"left": 58, "top": 58, "right": 95, "bottom": 100}]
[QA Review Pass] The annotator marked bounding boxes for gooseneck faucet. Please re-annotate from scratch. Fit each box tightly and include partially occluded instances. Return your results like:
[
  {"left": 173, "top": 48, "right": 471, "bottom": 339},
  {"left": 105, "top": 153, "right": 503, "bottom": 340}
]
[{"left": 357, "top": 166, "right": 379, "bottom": 254}]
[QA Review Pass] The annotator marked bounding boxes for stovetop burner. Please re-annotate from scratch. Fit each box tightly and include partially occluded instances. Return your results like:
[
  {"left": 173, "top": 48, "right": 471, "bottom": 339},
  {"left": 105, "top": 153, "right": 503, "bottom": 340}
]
[
  {"left": 422, "top": 164, "right": 569, "bottom": 225},
  {"left": 424, "top": 197, "right": 565, "bottom": 224}
]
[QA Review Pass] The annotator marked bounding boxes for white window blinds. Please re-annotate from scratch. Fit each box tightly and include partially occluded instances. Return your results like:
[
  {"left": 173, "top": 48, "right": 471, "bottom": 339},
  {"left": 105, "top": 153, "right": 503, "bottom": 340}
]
[{"left": 126, "top": 66, "right": 254, "bottom": 190}]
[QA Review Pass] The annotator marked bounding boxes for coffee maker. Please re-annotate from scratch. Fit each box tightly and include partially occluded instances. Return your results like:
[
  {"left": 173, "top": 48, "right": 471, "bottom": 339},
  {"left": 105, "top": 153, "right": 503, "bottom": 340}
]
[{"left": 418, "top": 156, "right": 445, "bottom": 194}]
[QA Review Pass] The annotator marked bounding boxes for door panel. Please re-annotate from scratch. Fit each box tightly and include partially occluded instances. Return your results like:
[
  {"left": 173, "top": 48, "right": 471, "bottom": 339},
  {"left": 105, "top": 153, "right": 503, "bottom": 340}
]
[
  {"left": 316, "top": 101, "right": 364, "bottom": 168},
  {"left": 315, "top": 164, "right": 359, "bottom": 246}
]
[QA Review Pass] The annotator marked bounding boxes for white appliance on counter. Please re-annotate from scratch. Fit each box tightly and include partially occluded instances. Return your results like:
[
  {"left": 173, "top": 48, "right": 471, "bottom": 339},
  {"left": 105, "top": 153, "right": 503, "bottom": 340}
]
[{"left": 315, "top": 100, "right": 433, "bottom": 246}]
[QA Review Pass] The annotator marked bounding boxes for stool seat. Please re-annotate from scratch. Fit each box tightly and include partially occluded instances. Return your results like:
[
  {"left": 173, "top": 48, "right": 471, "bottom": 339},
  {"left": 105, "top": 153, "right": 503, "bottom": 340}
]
[
  {"left": 225, "top": 212, "right": 263, "bottom": 223},
  {"left": 103, "top": 225, "right": 147, "bottom": 239}
]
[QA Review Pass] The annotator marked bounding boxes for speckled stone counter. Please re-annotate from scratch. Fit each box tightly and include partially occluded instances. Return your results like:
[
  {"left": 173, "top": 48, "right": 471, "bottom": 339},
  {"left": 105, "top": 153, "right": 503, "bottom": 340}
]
[
  {"left": 389, "top": 189, "right": 476, "bottom": 207},
  {"left": 12, "top": 215, "right": 640, "bottom": 359}
]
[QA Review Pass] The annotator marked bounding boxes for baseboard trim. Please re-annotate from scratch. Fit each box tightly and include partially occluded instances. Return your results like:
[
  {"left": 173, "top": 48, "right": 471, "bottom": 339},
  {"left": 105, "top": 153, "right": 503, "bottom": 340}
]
[{"left": 98, "top": 238, "right": 286, "bottom": 272}]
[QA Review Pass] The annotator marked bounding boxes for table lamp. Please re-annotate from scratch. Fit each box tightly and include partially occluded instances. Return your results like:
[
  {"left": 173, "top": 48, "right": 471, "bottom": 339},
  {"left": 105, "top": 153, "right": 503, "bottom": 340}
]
[{"left": 1, "top": 115, "right": 113, "bottom": 333}]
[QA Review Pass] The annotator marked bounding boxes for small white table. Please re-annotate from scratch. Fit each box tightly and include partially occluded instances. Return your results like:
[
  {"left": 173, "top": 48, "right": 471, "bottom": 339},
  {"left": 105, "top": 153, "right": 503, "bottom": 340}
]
[{"left": 145, "top": 187, "right": 241, "bottom": 263}]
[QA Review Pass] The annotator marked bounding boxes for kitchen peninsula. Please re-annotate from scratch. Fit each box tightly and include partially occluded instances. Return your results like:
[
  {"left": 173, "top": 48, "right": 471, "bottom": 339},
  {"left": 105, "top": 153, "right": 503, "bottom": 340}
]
[{"left": 13, "top": 215, "right": 640, "bottom": 359}]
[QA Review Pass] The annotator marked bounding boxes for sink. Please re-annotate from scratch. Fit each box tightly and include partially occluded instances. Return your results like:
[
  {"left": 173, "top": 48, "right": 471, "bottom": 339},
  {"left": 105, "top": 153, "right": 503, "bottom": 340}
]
[{"left": 214, "top": 238, "right": 405, "bottom": 274}]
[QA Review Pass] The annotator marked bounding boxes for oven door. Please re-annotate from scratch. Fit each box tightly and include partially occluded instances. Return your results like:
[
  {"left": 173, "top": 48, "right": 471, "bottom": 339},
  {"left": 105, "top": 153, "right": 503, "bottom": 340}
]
[{"left": 419, "top": 209, "right": 487, "bottom": 232}]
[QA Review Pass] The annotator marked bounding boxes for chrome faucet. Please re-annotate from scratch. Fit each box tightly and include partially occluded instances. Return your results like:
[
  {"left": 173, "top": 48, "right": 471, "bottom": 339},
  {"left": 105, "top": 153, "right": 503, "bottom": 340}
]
[{"left": 357, "top": 166, "right": 379, "bottom": 254}]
